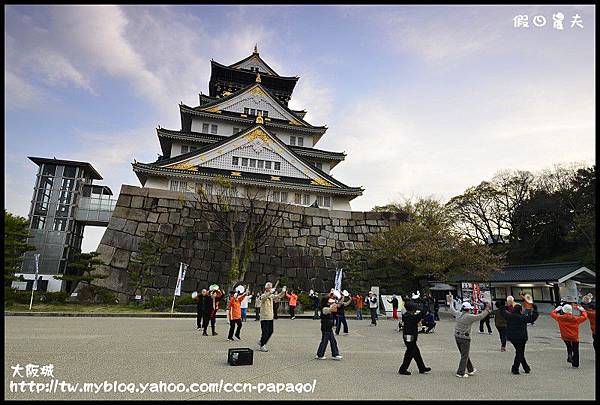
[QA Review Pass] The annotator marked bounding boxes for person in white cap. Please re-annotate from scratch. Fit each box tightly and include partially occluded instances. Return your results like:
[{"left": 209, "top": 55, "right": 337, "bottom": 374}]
[
  {"left": 450, "top": 300, "right": 491, "bottom": 378},
  {"left": 335, "top": 290, "right": 352, "bottom": 335},
  {"left": 309, "top": 290, "right": 320, "bottom": 320},
  {"left": 257, "top": 281, "right": 286, "bottom": 352},
  {"left": 550, "top": 303, "right": 588, "bottom": 368}
]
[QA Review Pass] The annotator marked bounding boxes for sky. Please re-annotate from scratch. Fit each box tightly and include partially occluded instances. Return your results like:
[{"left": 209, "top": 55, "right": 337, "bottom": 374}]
[{"left": 4, "top": 5, "right": 596, "bottom": 252}]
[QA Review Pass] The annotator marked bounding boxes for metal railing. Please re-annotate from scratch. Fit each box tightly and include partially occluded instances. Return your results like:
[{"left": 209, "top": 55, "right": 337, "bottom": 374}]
[{"left": 74, "top": 196, "right": 117, "bottom": 224}]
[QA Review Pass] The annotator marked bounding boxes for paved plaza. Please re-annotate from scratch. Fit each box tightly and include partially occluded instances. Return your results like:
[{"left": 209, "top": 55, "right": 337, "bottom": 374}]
[{"left": 4, "top": 312, "right": 596, "bottom": 400}]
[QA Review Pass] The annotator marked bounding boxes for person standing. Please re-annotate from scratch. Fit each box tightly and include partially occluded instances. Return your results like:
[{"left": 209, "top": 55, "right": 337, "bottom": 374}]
[
  {"left": 354, "top": 293, "right": 364, "bottom": 320},
  {"left": 493, "top": 299, "right": 508, "bottom": 352},
  {"left": 446, "top": 292, "right": 454, "bottom": 312},
  {"left": 335, "top": 290, "right": 352, "bottom": 335},
  {"left": 227, "top": 289, "right": 247, "bottom": 341},
  {"left": 550, "top": 303, "right": 588, "bottom": 368},
  {"left": 581, "top": 296, "right": 595, "bottom": 351},
  {"left": 398, "top": 302, "right": 431, "bottom": 375},
  {"left": 240, "top": 292, "right": 250, "bottom": 322},
  {"left": 315, "top": 296, "right": 343, "bottom": 360},
  {"left": 286, "top": 289, "right": 298, "bottom": 319},
  {"left": 254, "top": 290, "right": 262, "bottom": 321},
  {"left": 523, "top": 294, "right": 535, "bottom": 327},
  {"left": 433, "top": 299, "right": 440, "bottom": 321},
  {"left": 309, "top": 290, "right": 320, "bottom": 320},
  {"left": 193, "top": 291, "right": 202, "bottom": 330},
  {"left": 205, "top": 286, "right": 223, "bottom": 336},
  {"left": 257, "top": 282, "right": 286, "bottom": 352},
  {"left": 479, "top": 300, "right": 493, "bottom": 334},
  {"left": 450, "top": 301, "right": 491, "bottom": 378},
  {"left": 367, "top": 291, "right": 379, "bottom": 326},
  {"left": 198, "top": 289, "right": 211, "bottom": 336},
  {"left": 388, "top": 294, "right": 399, "bottom": 320},
  {"left": 506, "top": 296, "right": 516, "bottom": 313},
  {"left": 504, "top": 303, "right": 538, "bottom": 374}
]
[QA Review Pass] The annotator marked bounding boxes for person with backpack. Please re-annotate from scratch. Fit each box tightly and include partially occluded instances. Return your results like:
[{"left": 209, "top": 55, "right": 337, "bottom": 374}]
[
  {"left": 398, "top": 301, "right": 431, "bottom": 375},
  {"left": 315, "top": 295, "right": 343, "bottom": 360},
  {"left": 450, "top": 300, "right": 491, "bottom": 378},
  {"left": 550, "top": 303, "right": 588, "bottom": 368},
  {"left": 493, "top": 299, "right": 508, "bottom": 352},
  {"left": 503, "top": 302, "right": 538, "bottom": 374}
]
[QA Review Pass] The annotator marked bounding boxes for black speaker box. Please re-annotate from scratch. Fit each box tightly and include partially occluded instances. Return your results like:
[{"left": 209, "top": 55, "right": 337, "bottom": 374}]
[{"left": 228, "top": 348, "right": 254, "bottom": 366}]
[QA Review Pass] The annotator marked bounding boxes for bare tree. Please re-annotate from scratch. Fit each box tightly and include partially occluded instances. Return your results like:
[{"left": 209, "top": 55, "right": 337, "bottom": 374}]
[{"left": 187, "top": 176, "right": 289, "bottom": 290}]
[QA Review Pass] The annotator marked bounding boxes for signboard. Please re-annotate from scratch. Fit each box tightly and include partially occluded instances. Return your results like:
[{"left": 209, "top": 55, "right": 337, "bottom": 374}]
[
  {"left": 334, "top": 268, "right": 343, "bottom": 292},
  {"left": 381, "top": 295, "right": 404, "bottom": 318}
]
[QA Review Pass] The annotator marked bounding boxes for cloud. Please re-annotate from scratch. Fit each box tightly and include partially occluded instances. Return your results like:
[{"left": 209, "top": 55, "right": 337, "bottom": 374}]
[{"left": 4, "top": 70, "right": 46, "bottom": 110}]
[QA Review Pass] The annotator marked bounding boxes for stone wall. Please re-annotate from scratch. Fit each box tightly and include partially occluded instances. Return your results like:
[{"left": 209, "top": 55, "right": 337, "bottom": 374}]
[{"left": 84, "top": 185, "right": 404, "bottom": 302}]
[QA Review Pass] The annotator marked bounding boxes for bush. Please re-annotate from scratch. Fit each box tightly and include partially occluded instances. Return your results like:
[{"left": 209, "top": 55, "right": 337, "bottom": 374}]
[
  {"left": 297, "top": 292, "right": 313, "bottom": 309},
  {"left": 4, "top": 289, "right": 69, "bottom": 305}
]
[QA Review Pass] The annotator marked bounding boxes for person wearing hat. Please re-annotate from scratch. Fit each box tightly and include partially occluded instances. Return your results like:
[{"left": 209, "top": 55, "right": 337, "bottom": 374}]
[
  {"left": 581, "top": 295, "right": 595, "bottom": 351},
  {"left": 353, "top": 293, "right": 364, "bottom": 320},
  {"left": 450, "top": 300, "right": 491, "bottom": 378},
  {"left": 257, "top": 281, "right": 286, "bottom": 352},
  {"left": 309, "top": 290, "right": 320, "bottom": 320},
  {"left": 206, "top": 285, "right": 224, "bottom": 336},
  {"left": 286, "top": 289, "right": 299, "bottom": 320},
  {"left": 550, "top": 303, "right": 588, "bottom": 367},
  {"left": 398, "top": 301, "right": 432, "bottom": 375},
  {"left": 226, "top": 288, "right": 247, "bottom": 341},
  {"left": 335, "top": 290, "right": 352, "bottom": 335},
  {"left": 367, "top": 291, "right": 379, "bottom": 326},
  {"left": 388, "top": 294, "right": 400, "bottom": 320},
  {"left": 503, "top": 302, "right": 538, "bottom": 374},
  {"left": 315, "top": 295, "right": 343, "bottom": 360}
]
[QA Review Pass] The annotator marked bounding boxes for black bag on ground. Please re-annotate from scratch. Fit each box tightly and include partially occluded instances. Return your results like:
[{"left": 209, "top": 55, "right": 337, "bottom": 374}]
[{"left": 228, "top": 348, "right": 254, "bottom": 366}]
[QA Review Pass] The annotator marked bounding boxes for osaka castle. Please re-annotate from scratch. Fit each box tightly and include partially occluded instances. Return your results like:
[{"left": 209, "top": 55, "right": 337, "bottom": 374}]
[{"left": 132, "top": 46, "right": 363, "bottom": 210}]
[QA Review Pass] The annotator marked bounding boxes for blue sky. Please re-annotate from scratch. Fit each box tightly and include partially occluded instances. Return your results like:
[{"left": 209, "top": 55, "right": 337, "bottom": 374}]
[{"left": 5, "top": 5, "right": 595, "bottom": 251}]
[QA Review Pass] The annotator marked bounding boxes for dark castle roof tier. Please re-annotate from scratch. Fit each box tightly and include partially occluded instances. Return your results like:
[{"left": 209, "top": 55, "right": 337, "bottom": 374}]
[
  {"left": 209, "top": 61, "right": 298, "bottom": 98},
  {"left": 132, "top": 162, "right": 363, "bottom": 198},
  {"left": 156, "top": 128, "right": 346, "bottom": 164}
]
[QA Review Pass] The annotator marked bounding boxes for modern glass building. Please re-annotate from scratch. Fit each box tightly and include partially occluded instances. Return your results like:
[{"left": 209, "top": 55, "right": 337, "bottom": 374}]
[{"left": 17, "top": 157, "right": 117, "bottom": 292}]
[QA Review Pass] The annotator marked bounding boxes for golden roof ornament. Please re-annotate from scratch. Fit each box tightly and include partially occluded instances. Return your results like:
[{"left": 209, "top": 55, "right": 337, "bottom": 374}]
[
  {"left": 253, "top": 44, "right": 258, "bottom": 54},
  {"left": 256, "top": 112, "right": 264, "bottom": 124},
  {"left": 255, "top": 73, "right": 261, "bottom": 83}
]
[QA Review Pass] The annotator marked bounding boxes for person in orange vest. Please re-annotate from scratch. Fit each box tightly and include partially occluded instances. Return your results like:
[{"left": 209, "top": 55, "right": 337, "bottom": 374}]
[
  {"left": 286, "top": 290, "right": 299, "bottom": 320},
  {"left": 550, "top": 303, "right": 588, "bottom": 368},
  {"left": 227, "top": 288, "right": 247, "bottom": 341}
]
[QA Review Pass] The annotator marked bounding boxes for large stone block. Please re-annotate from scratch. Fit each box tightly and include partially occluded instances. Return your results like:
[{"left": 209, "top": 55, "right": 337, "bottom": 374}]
[
  {"left": 116, "top": 195, "right": 132, "bottom": 208},
  {"left": 123, "top": 220, "right": 138, "bottom": 235},
  {"left": 108, "top": 217, "right": 127, "bottom": 232},
  {"left": 110, "top": 249, "right": 131, "bottom": 269},
  {"left": 135, "top": 222, "right": 149, "bottom": 236},
  {"left": 317, "top": 236, "right": 327, "bottom": 246},
  {"left": 168, "top": 212, "right": 181, "bottom": 224},
  {"left": 159, "top": 223, "right": 173, "bottom": 235},
  {"left": 131, "top": 196, "right": 145, "bottom": 209}
]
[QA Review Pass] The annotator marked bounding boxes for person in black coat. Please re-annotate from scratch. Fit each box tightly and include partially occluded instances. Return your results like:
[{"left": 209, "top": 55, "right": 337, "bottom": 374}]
[
  {"left": 503, "top": 303, "right": 538, "bottom": 374},
  {"left": 398, "top": 302, "right": 432, "bottom": 375},
  {"left": 197, "top": 289, "right": 212, "bottom": 336}
]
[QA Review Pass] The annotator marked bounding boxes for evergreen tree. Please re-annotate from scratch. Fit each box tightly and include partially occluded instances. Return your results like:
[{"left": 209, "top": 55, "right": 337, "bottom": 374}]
[
  {"left": 4, "top": 210, "right": 36, "bottom": 288},
  {"left": 55, "top": 251, "right": 107, "bottom": 293},
  {"left": 129, "top": 232, "right": 166, "bottom": 299}
]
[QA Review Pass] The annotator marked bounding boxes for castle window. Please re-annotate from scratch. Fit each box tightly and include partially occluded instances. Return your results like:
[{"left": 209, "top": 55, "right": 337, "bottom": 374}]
[
  {"left": 294, "top": 193, "right": 302, "bottom": 204},
  {"left": 274, "top": 162, "right": 281, "bottom": 171},
  {"left": 297, "top": 137, "right": 304, "bottom": 146},
  {"left": 249, "top": 159, "right": 256, "bottom": 168},
  {"left": 244, "top": 108, "right": 249, "bottom": 115},
  {"left": 313, "top": 162, "right": 322, "bottom": 170},
  {"left": 263, "top": 110, "right": 268, "bottom": 118},
  {"left": 181, "top": 145, "right": 189, "bottom": 154},
  {"left": 265, "top": 161, "right": 272, "bottom": 170},
  {"left": 232, "top": 157, "right": 239, "bottom": 166},
  {"left": 233, "top": 127, "right": 240, "bottom": 134},
  {"left": 280, "top": 192, "right": 288, "bottom": 203},
  {"left": 290, "top": 136, "right": 296, "bottom": 146},
  {"left": 250, "top": 109, "right": 256, "bottom": 116},
  {"left": 257, "top": 160, "right": 264, "bottom": 169},
  {"left": 210, "top": 124, "right": 218, "bottom": 134},
  {"left": 302, "top": 194, "right": 310, "bottom": 205},
  {"left": 241, "top": 158, "right": 248, "bottom": 167},
  {"left": 202, "top": 123, "right": 209, "bottom": 133}
]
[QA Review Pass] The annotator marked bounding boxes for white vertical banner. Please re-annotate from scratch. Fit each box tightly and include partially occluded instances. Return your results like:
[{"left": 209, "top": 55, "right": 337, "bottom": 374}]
[
  {"left": 171, "top": 263, "right": 188, "bottom": 313},
  {"left": 334, "top": 268, "right": 343, "bottom": 292},
  {"left": 29, "top": 254, "right": 40, "bottom": 311}
]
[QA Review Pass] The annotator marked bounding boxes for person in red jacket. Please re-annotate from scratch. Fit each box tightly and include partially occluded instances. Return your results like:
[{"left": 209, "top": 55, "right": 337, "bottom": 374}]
[
  {"left": 227, "top": 289, "right": 247, "bottom": 341},
  {"left": 286, "top": 290, "right": 299, "bottom": 320},
  {"left": 550, "top": 303, "right": 588, "bottom": 368}
]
